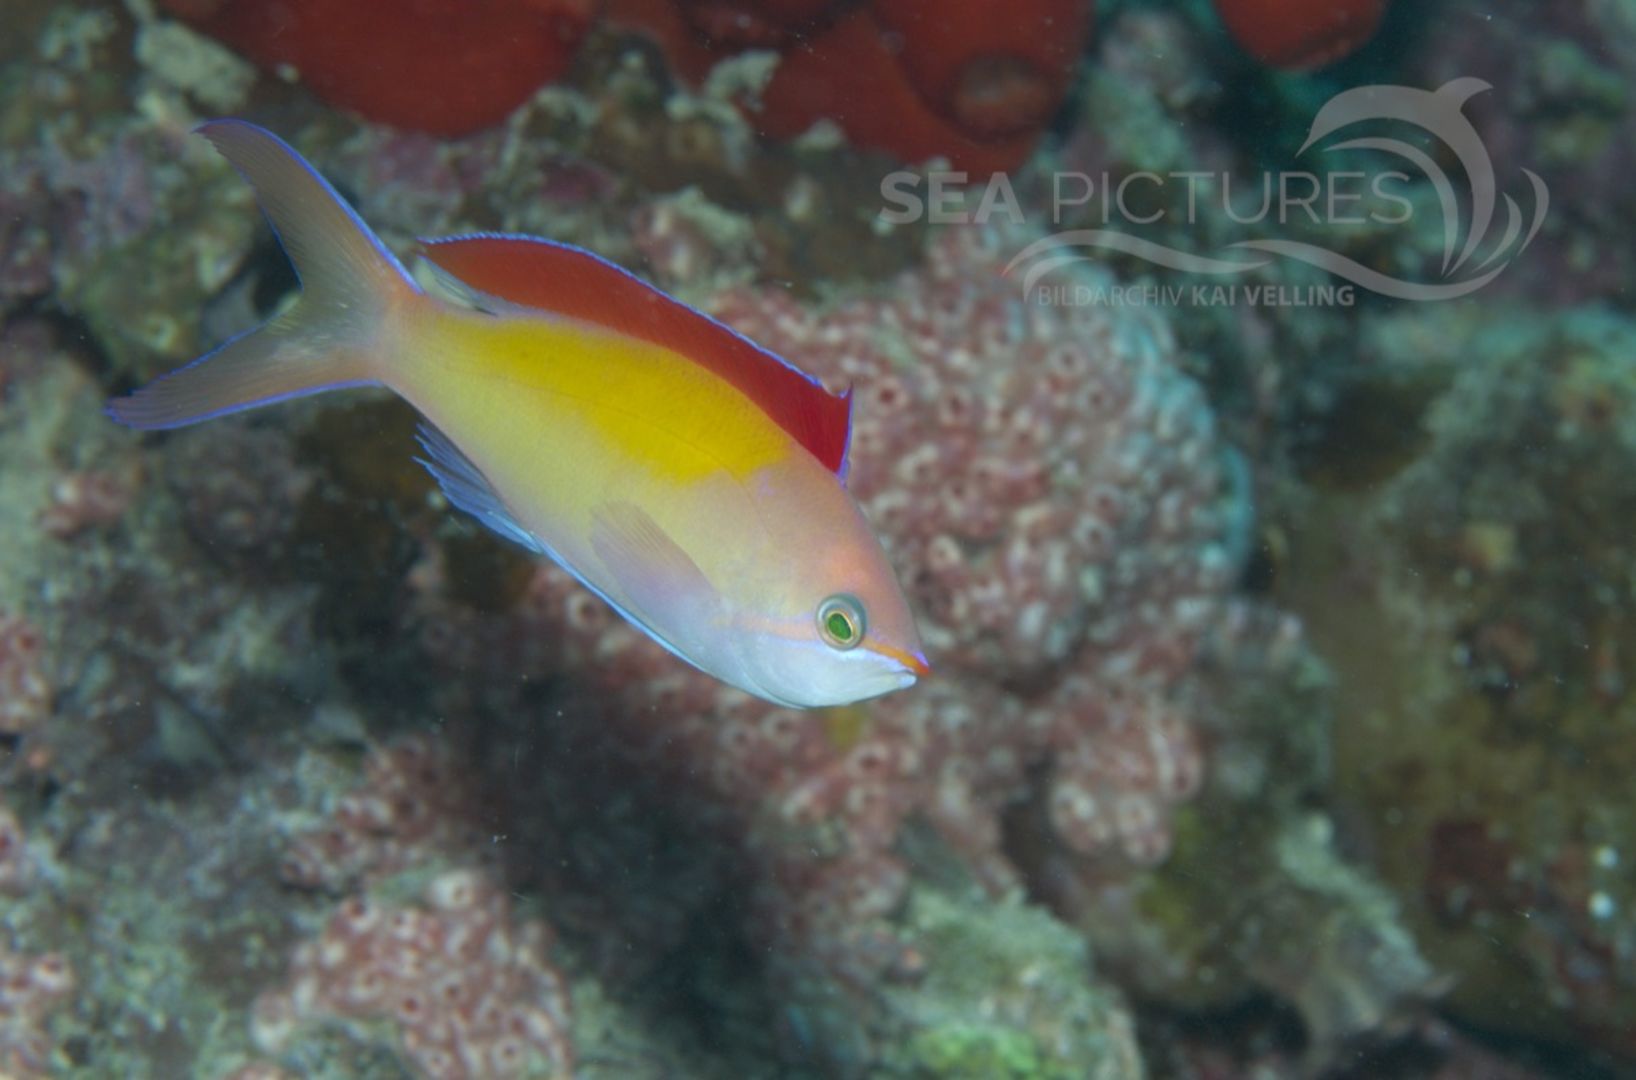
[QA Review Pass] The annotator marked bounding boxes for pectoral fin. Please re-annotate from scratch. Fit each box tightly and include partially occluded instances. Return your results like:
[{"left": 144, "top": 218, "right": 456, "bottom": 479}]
[{"left": 589, "top": 501, "right": 721, "bottom": 662}]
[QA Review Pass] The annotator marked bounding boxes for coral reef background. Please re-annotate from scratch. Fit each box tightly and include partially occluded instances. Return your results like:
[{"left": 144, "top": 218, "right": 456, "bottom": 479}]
[{"left": 2, "top": 0, "right": 1635, "bottom": 1077}]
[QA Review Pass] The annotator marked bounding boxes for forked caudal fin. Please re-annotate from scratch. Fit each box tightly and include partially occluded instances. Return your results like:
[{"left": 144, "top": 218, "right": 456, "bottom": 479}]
[{"left": 105, "top": 120, "right": 418, "bottom": 430}]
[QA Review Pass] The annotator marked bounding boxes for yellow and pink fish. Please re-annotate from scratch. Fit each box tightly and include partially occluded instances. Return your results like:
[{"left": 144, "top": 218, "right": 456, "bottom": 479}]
[{"left": 109, "top": 121, "right": 927, "bottom": 708}]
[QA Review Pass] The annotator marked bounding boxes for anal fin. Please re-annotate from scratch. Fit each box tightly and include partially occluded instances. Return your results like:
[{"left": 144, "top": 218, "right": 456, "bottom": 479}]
[{"left": 414, "top": 424, "right": 543, "bottom": 554}]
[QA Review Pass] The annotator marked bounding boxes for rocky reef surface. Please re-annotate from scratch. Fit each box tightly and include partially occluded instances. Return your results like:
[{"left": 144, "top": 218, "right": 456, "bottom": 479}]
[{"left": 2, "top": 1, "right": 1634, "bottom": 1078}]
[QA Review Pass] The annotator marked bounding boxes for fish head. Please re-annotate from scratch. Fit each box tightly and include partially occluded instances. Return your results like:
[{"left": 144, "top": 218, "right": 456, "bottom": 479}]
[
  {"left": 588, "top": 471, "right": 926, "bottom": 709},
  {"left": 734, "top": 583, "right": 928, "bottom": 708},
  {"left": 728, "top": 487, "right": 929, "bottom": 709}
]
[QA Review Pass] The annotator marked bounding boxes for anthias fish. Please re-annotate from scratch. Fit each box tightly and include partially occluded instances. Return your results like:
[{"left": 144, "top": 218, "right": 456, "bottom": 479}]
[{"left": 108, "top": 121, "right": 928, "bottom": 708}]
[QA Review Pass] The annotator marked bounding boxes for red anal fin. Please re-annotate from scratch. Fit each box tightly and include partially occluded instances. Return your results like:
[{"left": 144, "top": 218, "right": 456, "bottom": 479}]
[{"left": 418, "top": 235, "right": 852, "bottom": 476}]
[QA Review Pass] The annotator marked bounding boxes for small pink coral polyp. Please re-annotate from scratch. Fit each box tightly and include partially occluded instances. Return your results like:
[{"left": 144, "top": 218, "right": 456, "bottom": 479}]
[{"left": 0, "top": 616, "right": 50, "bottom": 737}]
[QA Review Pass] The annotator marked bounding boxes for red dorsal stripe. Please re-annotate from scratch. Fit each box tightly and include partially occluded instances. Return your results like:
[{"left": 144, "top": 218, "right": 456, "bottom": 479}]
[{"left": 418, "top": 235, "right": 852, "bottom": 476}]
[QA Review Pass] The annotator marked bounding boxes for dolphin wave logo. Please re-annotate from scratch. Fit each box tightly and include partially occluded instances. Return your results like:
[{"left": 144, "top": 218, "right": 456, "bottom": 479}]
[{"left": 1005, "top": 79, "right": 1549, "bottom": 302}]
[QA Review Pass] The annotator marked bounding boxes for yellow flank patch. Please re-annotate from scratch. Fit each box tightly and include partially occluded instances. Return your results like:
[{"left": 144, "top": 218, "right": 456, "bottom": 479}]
[{"left": 412, "top": 308, "right": 794, "bottom": 484}]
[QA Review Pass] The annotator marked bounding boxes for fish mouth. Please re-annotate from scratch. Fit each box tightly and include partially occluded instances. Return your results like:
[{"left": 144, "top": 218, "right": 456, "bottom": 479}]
[{"left": 868, "top": 641, "right": 931, "bottom": 679}]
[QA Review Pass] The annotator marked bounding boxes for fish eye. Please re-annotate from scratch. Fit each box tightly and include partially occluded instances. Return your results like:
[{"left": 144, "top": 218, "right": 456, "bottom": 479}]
[{"left": 816, "top": 594, "right": 866, "bottom": 650}]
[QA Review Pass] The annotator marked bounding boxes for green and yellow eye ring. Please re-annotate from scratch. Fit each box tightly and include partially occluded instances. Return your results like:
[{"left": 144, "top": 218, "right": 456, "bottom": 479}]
[{"left": 817, "top": 594, "right": 867, "bottom": 650}]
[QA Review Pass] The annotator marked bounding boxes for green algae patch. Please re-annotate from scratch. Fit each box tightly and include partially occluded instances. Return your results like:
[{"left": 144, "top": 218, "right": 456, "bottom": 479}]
[
  {"left": 901, "top": 1023, "right": 1056, "bottom": 1080},
  {"left": 872, "top": 886, "right": 1144, "bottom": 1080}
]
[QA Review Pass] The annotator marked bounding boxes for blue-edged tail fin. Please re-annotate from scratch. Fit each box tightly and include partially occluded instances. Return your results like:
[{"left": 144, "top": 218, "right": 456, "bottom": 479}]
[{"left": 106, "top": 120, "right": 418, "bottom": 430}]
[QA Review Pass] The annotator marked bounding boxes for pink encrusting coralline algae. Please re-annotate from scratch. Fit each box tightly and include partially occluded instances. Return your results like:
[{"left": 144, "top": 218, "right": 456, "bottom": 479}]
[
  {"left": 0, "top": 804, "right": 37, "bottom": 897},
  {"left": 37, "top": 466, "right": 139, "bottom": 539},
  {"left": 0, "top": 937, "right": 73, "bottom": 1080},
  {"left": 252, "top": 739, "right": 572, "bottom": 1079},
  {"left": 252, "top": 869, "right": 572, "bottom": 1080},
  {"left": 406, "top": 221, "right": 1244, "bottom": 996},
  {"left": 704, "top": 222, "right": 1236, "bottom": 868},
  {"left": 278, "top": 736, "right": 487, "bottom": 893},
  {"left": 0, "top": 615, "right": 51, "bottom": 738}
]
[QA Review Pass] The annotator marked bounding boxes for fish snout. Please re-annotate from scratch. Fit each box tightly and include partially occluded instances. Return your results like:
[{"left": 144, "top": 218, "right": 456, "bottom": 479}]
[{"left": 868, "top": 640, "right": 931, "bottom": 679}]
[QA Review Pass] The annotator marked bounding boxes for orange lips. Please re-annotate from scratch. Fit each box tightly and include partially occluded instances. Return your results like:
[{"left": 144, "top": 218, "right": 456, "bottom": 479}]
[{"left": 871, "top": 640, "right": 932, "bottom": 678}]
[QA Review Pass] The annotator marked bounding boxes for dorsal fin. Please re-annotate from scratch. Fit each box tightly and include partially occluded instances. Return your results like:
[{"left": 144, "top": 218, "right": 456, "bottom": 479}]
[{"left": 417, "top": 234, "right": 852, "bottom": 477}]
